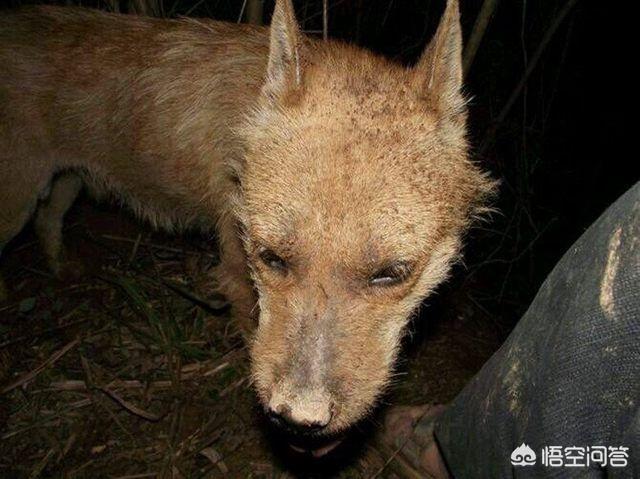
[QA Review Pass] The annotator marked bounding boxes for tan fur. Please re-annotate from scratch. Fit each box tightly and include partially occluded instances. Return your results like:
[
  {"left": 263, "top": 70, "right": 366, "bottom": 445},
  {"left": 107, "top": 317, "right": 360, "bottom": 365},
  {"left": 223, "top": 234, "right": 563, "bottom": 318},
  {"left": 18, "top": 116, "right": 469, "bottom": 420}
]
[{"left": 0, "top": 1, "right": 495, "bottom": 433}]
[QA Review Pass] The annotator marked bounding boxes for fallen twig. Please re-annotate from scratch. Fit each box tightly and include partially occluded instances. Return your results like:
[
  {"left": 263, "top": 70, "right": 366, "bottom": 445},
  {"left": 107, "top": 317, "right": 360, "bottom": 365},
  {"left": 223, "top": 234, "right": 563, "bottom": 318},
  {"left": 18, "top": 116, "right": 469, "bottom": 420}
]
[
  {"left": 0, "top": 312, "right": 88, "bottom": 349},
  {"left": 98, "top": 386, "right": 163, "bottom": 422},
  {"left": 48, "top": 359, "right": 231, "bottom": 392},
  {"left": 1, "top": 338, "right": 80, "bottom": 394}
]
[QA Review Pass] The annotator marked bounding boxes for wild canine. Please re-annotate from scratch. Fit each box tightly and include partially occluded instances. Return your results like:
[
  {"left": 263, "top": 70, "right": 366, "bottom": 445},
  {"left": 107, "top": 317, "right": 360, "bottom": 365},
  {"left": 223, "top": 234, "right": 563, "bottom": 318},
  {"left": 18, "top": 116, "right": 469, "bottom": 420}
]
[{"left": 0, "top": 0, "right": 494, "bottom": 450}]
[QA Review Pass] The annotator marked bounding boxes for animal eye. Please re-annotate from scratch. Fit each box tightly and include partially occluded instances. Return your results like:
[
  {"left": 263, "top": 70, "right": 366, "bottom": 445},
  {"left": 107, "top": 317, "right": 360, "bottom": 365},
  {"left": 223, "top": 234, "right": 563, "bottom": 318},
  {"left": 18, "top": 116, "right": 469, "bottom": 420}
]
[
  {"left": 369, "top": 262, "right": 412, "bottom": 287},
  {"left": 259, "top": 249, "right": 288, "bottom": 273}
]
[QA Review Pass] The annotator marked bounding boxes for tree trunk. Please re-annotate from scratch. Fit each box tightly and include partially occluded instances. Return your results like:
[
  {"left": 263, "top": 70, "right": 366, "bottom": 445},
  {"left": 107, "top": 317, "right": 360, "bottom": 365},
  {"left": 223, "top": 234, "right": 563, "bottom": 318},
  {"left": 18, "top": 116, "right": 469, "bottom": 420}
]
[{"left": 246, "top": 0, "right": 264, "bottom": 25}]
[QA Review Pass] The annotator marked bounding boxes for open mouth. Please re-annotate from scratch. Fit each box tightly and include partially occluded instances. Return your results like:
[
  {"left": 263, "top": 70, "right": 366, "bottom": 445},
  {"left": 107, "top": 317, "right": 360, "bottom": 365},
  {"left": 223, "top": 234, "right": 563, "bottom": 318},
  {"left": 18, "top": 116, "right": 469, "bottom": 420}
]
[
  {"left": 273, "top": 425, "right": 346, "bottom": 458},
  {"left": 262, "top": 410, "right": 347, "bottom": 459},
  {"left": 288, "top": 436, "right": 344, "bottom": 458}
]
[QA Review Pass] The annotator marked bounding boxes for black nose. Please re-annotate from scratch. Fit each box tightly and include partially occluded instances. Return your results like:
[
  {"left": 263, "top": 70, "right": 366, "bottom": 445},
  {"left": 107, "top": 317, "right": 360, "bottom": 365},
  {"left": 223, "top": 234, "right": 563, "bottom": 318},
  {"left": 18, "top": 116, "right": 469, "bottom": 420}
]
[{"left": 267, "top": 405, "right": 329, "bottom": 434}]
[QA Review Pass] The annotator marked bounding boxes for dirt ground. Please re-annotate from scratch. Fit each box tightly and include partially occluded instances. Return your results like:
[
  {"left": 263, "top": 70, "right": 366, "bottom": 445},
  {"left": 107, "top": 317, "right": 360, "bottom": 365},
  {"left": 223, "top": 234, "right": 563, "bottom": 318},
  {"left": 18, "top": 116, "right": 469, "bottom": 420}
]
[{"left": 0, "top": 197, "right": 504, "bottom": 478}]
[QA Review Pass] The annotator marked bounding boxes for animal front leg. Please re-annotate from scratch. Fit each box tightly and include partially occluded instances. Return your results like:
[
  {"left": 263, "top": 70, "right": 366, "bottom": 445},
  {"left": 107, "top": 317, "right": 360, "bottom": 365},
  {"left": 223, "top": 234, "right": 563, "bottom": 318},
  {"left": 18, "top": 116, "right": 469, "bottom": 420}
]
[
  {"left": 214, "top": 213, "right": 258, "bottom": 340},
  {"left": 34, "top": 173, "right": 82, "bottom": 276}
]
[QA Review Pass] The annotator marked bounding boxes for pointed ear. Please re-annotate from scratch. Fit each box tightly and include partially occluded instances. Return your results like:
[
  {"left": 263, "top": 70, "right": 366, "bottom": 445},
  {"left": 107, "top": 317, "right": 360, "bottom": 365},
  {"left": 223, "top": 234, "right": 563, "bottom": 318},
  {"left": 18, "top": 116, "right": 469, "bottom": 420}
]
[
  {"left": 413, "top": 0, "right": 465, "bottom": 117},
  {"left": 263, "top": 0, "right": 305, "bottom": 100}
]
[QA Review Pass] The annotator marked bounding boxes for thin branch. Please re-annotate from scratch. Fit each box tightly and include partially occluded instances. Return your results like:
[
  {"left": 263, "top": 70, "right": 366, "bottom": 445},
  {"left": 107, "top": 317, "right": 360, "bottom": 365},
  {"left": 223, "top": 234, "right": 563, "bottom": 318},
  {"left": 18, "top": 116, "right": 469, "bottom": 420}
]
[
  {"left": 479, "top": 0, "right": 581, "bottom": 155},
  {"left": 237, "top": 0, "right": 248, "bottom": 23},
  {"left": 1, "top": 338, "right": 80, "bottom": 394},
  {"left": 463, "top": 0, "right": 500, "bottom": 76},
  {"left": 323, "top": 0, "right": 329, "bottom": 41}
]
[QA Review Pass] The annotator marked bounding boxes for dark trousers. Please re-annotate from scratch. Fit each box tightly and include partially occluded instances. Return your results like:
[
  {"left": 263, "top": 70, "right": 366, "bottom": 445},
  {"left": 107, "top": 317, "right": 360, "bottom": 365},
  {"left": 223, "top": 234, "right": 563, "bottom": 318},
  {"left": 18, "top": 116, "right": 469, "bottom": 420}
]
[{"left": 436, "top": 183, "right": 640, "bottom": 478}]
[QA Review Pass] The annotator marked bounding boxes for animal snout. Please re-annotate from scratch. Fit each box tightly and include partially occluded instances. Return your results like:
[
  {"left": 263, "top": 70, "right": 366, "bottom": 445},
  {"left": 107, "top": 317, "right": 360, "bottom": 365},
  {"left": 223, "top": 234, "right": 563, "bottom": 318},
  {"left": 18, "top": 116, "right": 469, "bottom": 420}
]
[{"left": 267, "top": 388, "right": 333, "bottom": 434}]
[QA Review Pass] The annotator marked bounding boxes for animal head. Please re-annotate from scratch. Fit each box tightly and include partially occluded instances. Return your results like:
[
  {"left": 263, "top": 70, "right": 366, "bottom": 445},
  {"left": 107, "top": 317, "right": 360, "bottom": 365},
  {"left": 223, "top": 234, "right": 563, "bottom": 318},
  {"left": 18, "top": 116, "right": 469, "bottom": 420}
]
[{"left": 233, "top": 0, "right": 495, "bottom": 437}]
